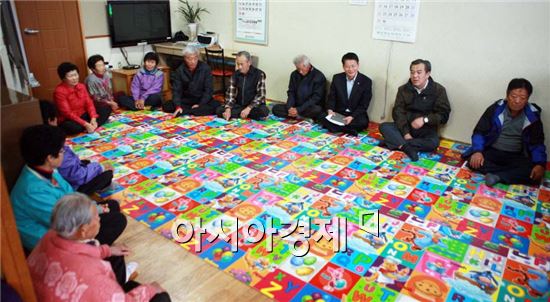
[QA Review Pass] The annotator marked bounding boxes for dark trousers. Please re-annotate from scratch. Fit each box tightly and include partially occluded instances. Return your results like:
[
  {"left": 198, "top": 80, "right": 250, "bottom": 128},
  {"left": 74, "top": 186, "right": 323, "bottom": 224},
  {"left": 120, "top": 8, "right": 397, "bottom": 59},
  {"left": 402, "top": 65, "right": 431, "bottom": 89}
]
[
  {"left": 467, "top": 147, "right": 535, "bottom": 185},
  {"left": 216, "top": 103, "right": 270, "bottom": 120},
  {"left": 162, "top": 99, "right": 220, "bottom": 116},
  {"left": 111, "top": 256, "right": 171, "bottom": 301},
  {"left": 272, "top": 104, "right": 322, "bottom": 120},
  {"left": 117, "top": 94, "right": 163, "bottom": 111},
  {"left": 124, "top": 281, "right": 171, "bottom": 302},
  {"left": 379, "top": 122, "right": 440, "bottom": 152},
  {"left": 77, "top": 170, "right": 113, "bottom": 195},
  {"left": 319, "top": 112, "right": 368, "bottom": 134},
  {"left": 59, "top": 105, "right": 112, "bottom": 135},
  {"left": 96, "top": 199, "right": 127, "bottom": 246},
  {"left": 109, "top": 255, "right": 127, "bottom": 286}
]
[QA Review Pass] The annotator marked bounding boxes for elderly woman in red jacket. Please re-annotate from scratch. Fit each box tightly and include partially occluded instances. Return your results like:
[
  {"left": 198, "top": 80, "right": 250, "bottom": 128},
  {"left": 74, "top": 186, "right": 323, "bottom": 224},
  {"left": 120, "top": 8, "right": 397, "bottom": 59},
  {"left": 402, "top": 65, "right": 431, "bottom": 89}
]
[
  {"left": 54, "top": 62, "right": 111, "bottom": 135},
  {"left": 28, "top": 193, "right": 171, "bottom": 302}
]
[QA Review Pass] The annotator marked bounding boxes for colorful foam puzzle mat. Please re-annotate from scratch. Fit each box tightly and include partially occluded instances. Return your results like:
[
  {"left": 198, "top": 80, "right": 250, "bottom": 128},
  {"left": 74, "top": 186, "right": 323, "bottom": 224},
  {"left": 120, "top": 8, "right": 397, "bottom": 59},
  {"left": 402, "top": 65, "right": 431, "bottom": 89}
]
[{"left": 68, "top": 110, "right": 550, "bottom": 302}]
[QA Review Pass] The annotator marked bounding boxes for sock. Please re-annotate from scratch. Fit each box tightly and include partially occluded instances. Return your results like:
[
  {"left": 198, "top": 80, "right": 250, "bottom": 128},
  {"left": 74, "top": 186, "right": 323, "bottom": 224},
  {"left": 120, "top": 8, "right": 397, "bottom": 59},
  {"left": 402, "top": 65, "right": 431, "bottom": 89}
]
[
  {"left": 485, "top": 173, "right": 501, "bottom": 187},
  {"left": 125, "top": 261, "right": 139, "bottom": 282},
  {"left": 402, "top": 144, "right": 419, "bottom": 161}
]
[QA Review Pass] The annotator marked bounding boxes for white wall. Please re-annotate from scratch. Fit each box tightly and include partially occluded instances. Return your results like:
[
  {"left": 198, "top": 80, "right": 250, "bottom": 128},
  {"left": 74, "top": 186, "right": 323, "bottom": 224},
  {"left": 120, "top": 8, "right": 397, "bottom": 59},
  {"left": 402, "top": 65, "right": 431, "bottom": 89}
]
[
  {"left": 80, "top": 0, "right": 550, "bottom": 148},
  {"left": 79, "top": 0, "right": 232, "bottom": 69},
  {"left": 80, "top": 0, "right": 154, "bottom": 68}
]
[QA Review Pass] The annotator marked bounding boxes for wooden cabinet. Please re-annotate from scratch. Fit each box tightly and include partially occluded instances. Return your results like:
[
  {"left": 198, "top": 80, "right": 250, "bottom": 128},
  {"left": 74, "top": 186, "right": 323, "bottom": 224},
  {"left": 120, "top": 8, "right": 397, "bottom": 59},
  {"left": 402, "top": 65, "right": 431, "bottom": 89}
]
[
  {"left": 1, "top": 88, "right": 41, "bottom": 302},
  {"left": 1, "top": 93, "right": 42, "bottom": 190},
  {"left": 111, "top": 66, "right": 172, "bottom": 101}
]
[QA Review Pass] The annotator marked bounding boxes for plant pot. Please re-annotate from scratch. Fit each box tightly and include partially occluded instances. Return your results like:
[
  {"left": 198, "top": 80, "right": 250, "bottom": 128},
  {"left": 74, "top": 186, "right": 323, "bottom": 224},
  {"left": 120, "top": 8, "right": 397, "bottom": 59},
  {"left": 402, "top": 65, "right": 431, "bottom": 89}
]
[{"left": 188, "top": 23, "right": 198, "bottom": 41}]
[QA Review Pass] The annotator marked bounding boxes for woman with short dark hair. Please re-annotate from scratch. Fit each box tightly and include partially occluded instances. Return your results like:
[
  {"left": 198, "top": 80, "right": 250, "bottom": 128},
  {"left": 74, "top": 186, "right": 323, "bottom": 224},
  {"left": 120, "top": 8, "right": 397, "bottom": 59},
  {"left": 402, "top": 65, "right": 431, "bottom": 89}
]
[
  {"left": 85, "top": 54, "right": 119, "bottom": 111},
  {"left": 10, "top": 125, "right": 126, "bottom": 250},
  {"left": 28, "top": 193, "right": 171, "bottom": 301},
  {"left": 39, "top": 100, "right": 114, "bottom": 195},
  {"left": 54, "top": 62, "right": 111, "bottom": 135},
  {"left": 117, "top": 52, "right": 163, "bottom": 111}
]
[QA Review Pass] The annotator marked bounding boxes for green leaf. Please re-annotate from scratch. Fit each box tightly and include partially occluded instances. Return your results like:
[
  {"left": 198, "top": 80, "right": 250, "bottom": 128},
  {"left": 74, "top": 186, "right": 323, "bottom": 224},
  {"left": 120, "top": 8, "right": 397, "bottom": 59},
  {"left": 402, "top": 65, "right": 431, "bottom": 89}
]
[{"left": 177, "top": 0, "right": 210, "bottom": 24}]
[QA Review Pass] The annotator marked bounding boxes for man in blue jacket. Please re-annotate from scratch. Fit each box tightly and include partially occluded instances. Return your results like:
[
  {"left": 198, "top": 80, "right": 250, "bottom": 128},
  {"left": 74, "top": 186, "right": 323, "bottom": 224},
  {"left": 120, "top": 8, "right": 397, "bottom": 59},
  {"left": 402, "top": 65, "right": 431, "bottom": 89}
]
[{"left": 462, "top": 78, "right": 546, "bottom": 186}]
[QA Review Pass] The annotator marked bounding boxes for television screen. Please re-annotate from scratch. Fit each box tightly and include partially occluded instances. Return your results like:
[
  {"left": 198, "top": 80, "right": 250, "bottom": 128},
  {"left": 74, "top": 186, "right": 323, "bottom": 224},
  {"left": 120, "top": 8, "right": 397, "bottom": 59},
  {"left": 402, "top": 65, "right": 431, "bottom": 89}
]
[{"left": 107, "top": 0, "right": 172, "bottom": 47}]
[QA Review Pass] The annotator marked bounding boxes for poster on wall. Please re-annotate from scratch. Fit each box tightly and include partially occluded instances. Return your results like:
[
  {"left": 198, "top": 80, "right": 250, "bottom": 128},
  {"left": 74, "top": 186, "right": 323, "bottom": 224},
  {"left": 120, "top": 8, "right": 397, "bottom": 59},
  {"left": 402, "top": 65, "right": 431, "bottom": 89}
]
[
  {"left": 372, "top": 0, "right": 420, "bottom": 43},
  {"left": 234, "top": 0, "right": 268, "bottom": 45},
  {"left": 349, "top": 0, "right": 368, "bottom": 5}
]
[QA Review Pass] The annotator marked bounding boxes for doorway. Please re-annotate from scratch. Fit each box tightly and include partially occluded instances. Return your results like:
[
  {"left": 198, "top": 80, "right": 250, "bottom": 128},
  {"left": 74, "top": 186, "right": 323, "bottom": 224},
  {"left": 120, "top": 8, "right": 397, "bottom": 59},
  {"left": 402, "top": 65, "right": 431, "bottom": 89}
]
[{"left": 13, "top": 0, "right": 86, "bottom": 100}]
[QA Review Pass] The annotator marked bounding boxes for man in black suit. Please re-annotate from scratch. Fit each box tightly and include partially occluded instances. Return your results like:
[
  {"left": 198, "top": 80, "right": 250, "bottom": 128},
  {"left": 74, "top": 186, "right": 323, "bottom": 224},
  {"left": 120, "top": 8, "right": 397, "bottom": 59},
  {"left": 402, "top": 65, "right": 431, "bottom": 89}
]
[{"left": 320, "top": 52, "right": 372, "bottom": 136}]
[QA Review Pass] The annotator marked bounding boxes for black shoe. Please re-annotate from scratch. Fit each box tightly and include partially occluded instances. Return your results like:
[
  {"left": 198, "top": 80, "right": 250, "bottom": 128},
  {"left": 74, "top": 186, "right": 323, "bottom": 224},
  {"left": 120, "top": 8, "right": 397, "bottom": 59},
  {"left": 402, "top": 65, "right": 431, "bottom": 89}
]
[
  {"left": 402, "top": 144, "right": 419, "bottom": 161},
  {"left": 344, "top": 129, "right": 358, "bottom": 137},
  {"left": 379, "top": 140, "right": 387, "bottom": 148}
]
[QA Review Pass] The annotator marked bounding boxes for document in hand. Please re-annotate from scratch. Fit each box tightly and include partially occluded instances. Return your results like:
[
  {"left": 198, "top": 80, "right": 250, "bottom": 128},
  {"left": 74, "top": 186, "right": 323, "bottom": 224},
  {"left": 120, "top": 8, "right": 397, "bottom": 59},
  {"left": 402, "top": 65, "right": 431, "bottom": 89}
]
[{"left": 325, "top": 112, "right": 346, "bottom": 126}]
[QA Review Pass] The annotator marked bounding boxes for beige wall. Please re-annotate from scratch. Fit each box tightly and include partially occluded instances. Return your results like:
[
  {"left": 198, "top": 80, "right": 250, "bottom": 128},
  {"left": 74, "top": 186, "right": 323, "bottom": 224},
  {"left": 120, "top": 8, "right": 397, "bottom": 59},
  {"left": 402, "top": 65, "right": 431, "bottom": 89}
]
[
  {"left": 198, "top": 0, "right": 550, "bottom": 147},
  {"left": 81, "top": 0, "right": 550, "bottom": 147},
  {"left": 80, "top": 0, "right": 108, "bottom": 37}
]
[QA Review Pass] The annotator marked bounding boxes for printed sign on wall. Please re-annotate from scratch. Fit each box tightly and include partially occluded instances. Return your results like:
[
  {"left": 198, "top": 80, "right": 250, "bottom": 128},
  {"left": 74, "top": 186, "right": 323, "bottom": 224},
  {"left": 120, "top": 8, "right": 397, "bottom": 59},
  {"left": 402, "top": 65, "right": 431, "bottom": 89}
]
[{"left": 235, "top": 0, "right": 268, "bottom": 45}]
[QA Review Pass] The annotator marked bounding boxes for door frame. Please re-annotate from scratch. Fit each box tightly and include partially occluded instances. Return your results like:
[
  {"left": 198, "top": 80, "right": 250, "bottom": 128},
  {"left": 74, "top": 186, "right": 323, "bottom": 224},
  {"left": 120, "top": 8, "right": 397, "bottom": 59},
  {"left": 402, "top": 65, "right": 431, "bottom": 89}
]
[{"left": 11, "top": 0, "right": 88, "bottom": 98}]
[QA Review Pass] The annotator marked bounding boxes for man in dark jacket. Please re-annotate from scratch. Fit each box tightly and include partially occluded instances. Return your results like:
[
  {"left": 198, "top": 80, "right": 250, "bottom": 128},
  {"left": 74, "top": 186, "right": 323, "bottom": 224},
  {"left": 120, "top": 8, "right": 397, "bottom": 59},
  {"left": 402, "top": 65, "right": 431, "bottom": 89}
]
[
  {"left": 216, "top": 51, "right": 270, "bottom": 121},
  {"left": 320, "top": 52, "right": 372, "bottom": 136},
  {"left": 272, "top": 54, "right": 325, "bottom": 120},
  {"left": 163, "top": 45, "right": 219, "bottom": 117},
  {"left": 379, "top": 59, "right": 451, "bottom": 161},
  {"left": 462, "top": 78, "right": 546, "bottom": 186}
]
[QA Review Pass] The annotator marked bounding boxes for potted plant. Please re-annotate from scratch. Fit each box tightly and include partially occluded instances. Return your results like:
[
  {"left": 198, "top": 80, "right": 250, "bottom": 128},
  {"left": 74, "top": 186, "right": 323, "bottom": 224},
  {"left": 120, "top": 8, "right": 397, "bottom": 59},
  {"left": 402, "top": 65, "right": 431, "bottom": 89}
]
[{"left": 177, "top": 0, "right": 210, "bottom": 41}]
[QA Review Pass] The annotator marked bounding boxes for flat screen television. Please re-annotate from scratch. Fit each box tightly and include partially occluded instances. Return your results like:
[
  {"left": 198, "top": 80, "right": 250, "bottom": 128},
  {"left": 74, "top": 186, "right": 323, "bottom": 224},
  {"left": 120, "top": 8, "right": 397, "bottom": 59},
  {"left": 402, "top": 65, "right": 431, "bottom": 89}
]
[{"left": 107, "top": 0, "right": 172, "bottom": 47}]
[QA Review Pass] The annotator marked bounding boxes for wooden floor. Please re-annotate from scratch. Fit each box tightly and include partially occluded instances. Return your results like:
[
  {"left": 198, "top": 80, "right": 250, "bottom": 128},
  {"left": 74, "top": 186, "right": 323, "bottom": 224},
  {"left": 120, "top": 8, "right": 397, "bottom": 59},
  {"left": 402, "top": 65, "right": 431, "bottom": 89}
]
[{"left": 118, "top": 218, "right": 272, "bottom": 302}]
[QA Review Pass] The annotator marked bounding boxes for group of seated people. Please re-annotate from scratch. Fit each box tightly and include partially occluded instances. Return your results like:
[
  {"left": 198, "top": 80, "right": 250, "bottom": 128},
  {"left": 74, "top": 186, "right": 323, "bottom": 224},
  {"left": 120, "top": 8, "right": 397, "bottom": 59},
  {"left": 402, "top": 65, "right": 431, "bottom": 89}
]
[
  {"left": 10, "top": 44, "right": 546, "bottom": 301},
  {"left": 51, "top": 45, "right": 547, "bottom": 185},
  {"left": 13, "top": 52, "right": 177, "bottom": 300},
  {"left": 52, "top": 52, "right": 166, "bottom": 135},
  {"left": 11, "top": 123, "right": 170, "bottom": 301}
]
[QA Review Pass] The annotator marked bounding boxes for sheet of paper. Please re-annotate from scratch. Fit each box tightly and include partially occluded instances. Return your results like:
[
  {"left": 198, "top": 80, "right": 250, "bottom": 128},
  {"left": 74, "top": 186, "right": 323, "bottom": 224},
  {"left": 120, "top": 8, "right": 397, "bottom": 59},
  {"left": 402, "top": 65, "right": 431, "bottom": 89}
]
[
  {"left": 349, "top": 0, "right": 368, "bottom": 5},
  {"left": 372, "top": 0, "right": 420, "bottom": 43},
  {"left": 326, "top": 113, "right": 346, "bottom": 126},
  {"left": 235, "top": 0, "right": 268, "bottom": 45}
]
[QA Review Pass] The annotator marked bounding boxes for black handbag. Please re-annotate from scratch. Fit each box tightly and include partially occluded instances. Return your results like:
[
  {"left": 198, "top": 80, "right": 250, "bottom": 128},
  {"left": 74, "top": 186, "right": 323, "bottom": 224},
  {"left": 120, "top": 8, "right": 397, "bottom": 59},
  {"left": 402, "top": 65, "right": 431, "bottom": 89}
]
[{"left": 173, "top": 31, "right": 189, "bottom": 42}]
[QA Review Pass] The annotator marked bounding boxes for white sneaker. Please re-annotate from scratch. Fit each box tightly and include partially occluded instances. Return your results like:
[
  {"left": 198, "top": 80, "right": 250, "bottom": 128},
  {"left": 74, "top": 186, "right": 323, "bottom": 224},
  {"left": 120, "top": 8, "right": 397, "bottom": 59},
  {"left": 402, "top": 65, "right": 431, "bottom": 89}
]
[{"left": 125, "top": 261, "right": 139, "bottom": 282}]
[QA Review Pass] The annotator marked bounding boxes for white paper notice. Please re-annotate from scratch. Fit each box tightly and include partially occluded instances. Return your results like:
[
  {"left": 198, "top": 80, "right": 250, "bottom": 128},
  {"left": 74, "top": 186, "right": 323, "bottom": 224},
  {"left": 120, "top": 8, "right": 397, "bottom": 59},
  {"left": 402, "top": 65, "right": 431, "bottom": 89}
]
[
  {"left": 349, "top": 0, "right": 368, "bottom": 5},
  {"left": 235, "top": 0, "right": 268, "bottom": 45},
  {"left": 372, "top": 0, "right": 420, "bottom": 43}
]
